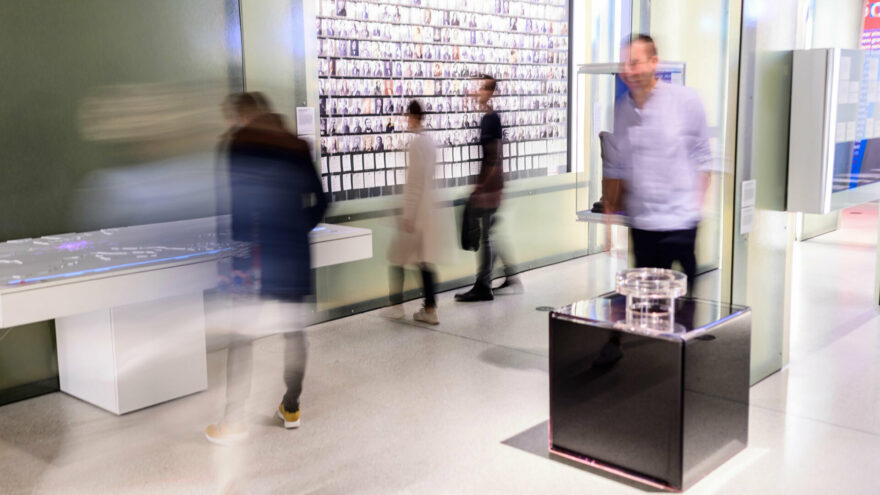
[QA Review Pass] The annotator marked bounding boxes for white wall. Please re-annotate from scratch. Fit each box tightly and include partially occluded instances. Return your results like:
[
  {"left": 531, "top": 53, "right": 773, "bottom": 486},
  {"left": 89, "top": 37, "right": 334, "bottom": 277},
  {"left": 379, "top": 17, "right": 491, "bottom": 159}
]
[
  {"left": 812, "top": 0, "right": 863, "bottom": 49},
  {"left": 240, "top": 0, "right": 299, "bottom": 119}
]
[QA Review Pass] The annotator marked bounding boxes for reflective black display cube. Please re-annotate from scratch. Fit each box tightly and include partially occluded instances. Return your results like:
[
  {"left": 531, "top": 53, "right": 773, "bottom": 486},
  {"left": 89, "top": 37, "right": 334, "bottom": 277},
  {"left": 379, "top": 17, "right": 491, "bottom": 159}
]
[{"left": 549, "top": 294, "right": 751, "bottom": 491}]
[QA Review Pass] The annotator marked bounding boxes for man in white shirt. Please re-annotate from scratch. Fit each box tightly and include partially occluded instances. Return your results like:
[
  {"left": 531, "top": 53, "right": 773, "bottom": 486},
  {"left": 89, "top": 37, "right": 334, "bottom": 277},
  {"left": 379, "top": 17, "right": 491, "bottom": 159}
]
[{"left": 605, "top": 35, "right": 713, "bottom": 293}]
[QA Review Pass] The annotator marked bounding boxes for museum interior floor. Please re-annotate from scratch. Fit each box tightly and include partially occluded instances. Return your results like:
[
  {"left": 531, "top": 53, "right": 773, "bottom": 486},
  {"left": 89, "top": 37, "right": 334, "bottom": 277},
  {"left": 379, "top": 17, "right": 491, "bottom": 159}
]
[{"left": 1, "top": 206, "right": 879, "bottom": 494}]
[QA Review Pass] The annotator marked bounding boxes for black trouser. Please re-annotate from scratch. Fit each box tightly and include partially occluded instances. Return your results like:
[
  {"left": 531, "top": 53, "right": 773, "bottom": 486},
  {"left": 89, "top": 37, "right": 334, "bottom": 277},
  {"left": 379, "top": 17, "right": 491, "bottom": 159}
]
[
  {"left": 474, "top": 207, "right": 515, "bottom": 291},
  {"left": 389, "top": 264, "right": 437, "bottom": 308},
  {"left": 631, "top": 227, "right": 698, "bottom": 294}
]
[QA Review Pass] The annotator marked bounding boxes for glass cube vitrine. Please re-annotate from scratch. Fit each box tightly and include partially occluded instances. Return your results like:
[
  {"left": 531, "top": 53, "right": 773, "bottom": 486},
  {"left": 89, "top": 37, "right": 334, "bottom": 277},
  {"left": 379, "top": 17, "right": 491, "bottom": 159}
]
[{"left": 549, "top": 291, "right": 750, "bottom": 491}]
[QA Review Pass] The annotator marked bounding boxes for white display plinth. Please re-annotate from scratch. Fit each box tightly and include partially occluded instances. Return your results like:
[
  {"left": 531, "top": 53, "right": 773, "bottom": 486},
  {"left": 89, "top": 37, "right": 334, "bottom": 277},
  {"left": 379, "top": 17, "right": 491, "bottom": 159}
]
[{"left": 56, "top": 292, "right": 208, "bottom": 415}]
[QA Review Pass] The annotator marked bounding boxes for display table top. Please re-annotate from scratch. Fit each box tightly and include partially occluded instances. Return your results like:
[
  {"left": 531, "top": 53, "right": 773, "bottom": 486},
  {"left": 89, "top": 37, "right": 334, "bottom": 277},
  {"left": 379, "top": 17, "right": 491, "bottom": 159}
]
[
  {"left": 551, "top": 293, "right": 749, "bottom": 341},
  {"left": 0, "top": 218, "right": 373, "bottom": 328},
  {"left": 0, "top": 217, "right": 371, "bottom": 289}
]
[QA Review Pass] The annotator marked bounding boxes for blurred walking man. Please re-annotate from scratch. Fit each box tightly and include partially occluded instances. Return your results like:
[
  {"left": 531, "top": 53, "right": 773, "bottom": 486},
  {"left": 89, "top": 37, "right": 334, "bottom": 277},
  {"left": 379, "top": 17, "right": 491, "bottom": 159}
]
[
  {"left": 206, "top": 93, "right": 327, "bottom": 445},
  {"left": 605, "top": 35, "right": 712, "bottom": 294},
  {"left": 456, "top": 75, "right": 520, "bottom": 302}
]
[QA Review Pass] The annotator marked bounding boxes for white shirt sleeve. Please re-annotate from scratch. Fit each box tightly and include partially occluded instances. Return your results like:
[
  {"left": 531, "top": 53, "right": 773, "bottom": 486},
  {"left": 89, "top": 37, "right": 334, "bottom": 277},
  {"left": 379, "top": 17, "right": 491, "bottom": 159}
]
[
  {"left": 603, "top": 100, "right": 630, "bottom": 180},
  {"left": 686, "top": 92, "right": 715, "bottom": 173}
]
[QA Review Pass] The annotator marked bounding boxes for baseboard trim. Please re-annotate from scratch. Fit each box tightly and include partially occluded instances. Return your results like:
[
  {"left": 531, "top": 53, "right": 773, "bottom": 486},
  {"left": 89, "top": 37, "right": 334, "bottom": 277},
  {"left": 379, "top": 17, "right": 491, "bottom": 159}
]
[
  {"left": 0, "top": 377, "right": 60, "bottom": 407},
  {"left": 314, "top": 248, "right": 593, "bottom": 323}
]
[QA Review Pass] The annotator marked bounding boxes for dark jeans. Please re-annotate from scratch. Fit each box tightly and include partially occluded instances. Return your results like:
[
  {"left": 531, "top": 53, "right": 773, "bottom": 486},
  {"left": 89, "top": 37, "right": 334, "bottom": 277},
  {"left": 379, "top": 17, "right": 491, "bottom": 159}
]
[
  {"left": 389, "top": 264, "right": 437, "bottom": 308},
  {"left": 631, "top": 227, "right": 698, "bottom": 294},
  {"left": 225, "top": 299, "right": 308, "bottom": 421},
  {"left": 475, "top": 208, "right": 515, "bottom": 291}
]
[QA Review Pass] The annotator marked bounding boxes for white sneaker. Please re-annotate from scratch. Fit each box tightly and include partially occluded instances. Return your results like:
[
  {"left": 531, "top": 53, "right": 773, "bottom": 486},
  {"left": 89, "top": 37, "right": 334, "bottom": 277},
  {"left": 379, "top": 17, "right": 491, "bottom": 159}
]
[
  {"left": 205, "top": 421, "right": 249, "bottom": 446},
  {"left": 381, "top": 305, "right": 405, "bottom": 319},
  {"left": 413, "top": 307, "right": 439, "bottom": 325}
]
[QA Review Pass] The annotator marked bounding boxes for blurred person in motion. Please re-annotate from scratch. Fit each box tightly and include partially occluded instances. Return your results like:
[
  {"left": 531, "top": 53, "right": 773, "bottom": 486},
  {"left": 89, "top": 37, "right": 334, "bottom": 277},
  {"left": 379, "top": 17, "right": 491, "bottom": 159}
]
[
  {"left": 605, "top": 35, "right": 712, "bottom": 294},
  {"left": 206, "top": 92, "right": 327, "bottom": 445},
  {"left": 386, "top": 101, "right": 441, "bottom": 324},
  {"left": 456, "top": 75, "right": 520, "bottom": 302}
]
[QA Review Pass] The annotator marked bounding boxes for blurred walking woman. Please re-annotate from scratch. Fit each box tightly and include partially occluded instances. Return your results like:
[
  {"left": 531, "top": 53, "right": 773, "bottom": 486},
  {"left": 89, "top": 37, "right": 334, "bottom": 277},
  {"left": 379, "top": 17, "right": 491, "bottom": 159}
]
[{"left": 387, "top": 101, "right": 440, "bottom": 324}]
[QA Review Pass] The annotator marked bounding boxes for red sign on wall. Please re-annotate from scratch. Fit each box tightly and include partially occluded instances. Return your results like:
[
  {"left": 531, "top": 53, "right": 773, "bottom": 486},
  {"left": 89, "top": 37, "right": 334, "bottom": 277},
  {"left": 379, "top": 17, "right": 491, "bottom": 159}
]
[
  {"left": 863, "top": 1, "right": 880, "bottom": 49},
  {"left": 866, "top": 1, "right": 880, "bottom": 30}
]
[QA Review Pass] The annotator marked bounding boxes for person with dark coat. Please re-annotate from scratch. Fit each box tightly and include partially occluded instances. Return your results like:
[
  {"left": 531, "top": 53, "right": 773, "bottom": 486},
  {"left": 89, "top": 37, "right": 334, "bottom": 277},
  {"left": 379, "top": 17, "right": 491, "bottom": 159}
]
[
  {"left": 456, "top": 75, "right": 520, "bottom": 302},
  {"left": 206, "top": 92, "right": 328, "bottom": 445}
]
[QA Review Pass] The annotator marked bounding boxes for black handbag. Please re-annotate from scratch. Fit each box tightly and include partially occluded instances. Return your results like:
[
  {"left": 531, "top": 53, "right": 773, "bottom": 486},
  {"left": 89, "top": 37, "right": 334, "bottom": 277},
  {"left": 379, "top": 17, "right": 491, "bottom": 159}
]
[{"left": 460, "top": 201, "right": 480, "bottom": 251}]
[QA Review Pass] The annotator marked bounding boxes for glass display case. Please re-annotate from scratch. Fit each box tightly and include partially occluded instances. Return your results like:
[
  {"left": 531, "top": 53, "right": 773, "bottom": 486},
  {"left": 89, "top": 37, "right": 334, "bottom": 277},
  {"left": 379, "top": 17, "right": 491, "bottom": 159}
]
[
  {"left": 549, "top": 284, "right": 750, "bottom": 491},
  {"left": 788, "top": 48, "right": 880, "bottom": 214},
  {"left": 571, "top": 62, "right": 686, "bottom": 226}
]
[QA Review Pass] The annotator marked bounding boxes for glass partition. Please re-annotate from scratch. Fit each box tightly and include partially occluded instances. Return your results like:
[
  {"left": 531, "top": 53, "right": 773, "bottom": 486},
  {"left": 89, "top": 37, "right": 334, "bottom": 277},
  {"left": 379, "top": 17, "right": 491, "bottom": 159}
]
[{"left": 650, "top": 0, "right": 736, "bottom": 274}]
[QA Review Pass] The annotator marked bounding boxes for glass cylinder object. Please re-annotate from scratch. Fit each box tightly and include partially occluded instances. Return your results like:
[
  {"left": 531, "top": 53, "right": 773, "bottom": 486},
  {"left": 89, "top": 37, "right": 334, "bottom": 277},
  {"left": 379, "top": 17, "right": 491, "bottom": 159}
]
[{"left": 616, "top": 268, "right": 687, "bottom": 332}]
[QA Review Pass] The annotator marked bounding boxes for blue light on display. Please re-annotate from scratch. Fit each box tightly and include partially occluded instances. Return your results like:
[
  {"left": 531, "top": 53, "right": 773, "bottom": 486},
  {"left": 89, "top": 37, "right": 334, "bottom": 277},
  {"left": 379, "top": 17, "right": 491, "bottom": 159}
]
[{"left": 6, "top": 248, "right": 231, "bottom": 286}]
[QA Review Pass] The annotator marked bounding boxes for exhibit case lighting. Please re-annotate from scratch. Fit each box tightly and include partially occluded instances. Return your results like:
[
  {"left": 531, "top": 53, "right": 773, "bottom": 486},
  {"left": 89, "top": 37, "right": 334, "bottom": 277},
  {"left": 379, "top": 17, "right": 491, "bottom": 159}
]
[{"left": 787, "top": 48, "right": 880, "bottom": 214}]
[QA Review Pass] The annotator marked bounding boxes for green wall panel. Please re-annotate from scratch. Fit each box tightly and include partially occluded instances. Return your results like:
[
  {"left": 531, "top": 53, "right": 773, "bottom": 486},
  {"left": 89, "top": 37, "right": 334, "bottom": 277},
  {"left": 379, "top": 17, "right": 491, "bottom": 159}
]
[
  {"left": 316, "top": 173, "right": 600, "bottom": 313},
  {"left": 0, "top": 0, "right": 242, "bottom": 405}
]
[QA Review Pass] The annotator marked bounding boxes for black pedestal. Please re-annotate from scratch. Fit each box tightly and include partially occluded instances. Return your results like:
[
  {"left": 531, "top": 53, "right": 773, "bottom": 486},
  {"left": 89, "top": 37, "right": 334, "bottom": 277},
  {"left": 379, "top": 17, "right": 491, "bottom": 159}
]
[{"left": 549, "top": 294, "right": 751, "bottom": 491}]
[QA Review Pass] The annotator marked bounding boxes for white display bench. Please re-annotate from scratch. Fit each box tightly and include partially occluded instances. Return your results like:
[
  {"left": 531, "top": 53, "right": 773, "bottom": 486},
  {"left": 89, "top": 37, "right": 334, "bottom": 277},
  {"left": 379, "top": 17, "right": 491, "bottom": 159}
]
[{"left": 0, "top": 218, "right": 371, "bottom": 414}]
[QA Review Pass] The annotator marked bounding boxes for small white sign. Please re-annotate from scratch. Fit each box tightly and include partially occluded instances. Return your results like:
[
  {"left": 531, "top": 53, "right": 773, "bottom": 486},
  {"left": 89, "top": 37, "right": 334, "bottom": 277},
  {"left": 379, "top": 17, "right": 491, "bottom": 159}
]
[
  {"left": 296, "top": 107, "right": 316, "bottom": 137},
  {"left": 740, "top": 206, "right": 756, "bottom": 235},
  {"left": 741, "top": 180, "right": 757, "bottom": 208}
]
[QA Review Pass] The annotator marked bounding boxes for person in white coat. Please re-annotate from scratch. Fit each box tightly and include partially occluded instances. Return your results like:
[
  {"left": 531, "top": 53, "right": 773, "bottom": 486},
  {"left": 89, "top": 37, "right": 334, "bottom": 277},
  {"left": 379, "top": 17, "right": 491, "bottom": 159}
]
[{"left": 387, "top": 100, "right": 441, "bottom": 324}]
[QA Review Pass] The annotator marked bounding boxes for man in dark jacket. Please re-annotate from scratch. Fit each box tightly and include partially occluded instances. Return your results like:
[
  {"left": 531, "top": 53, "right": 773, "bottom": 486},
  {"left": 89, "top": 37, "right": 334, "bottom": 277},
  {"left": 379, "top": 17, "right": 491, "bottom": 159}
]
[
  {"left": 456, "top": 75, "right": 520, "bottom": 302},
  {"left": 207, "top": 92, "right": 328, "bottom": 445}
]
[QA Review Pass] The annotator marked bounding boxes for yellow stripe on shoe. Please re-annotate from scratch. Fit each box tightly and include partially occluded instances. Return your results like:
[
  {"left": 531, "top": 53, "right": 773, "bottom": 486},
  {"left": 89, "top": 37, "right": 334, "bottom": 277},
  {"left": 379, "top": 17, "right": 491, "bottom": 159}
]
[
  {"left": 277, "top": 404, "right": 301, "bottom": 429},
  {"left": 205, "top": 421, "right": 249, "bottom": 446}
]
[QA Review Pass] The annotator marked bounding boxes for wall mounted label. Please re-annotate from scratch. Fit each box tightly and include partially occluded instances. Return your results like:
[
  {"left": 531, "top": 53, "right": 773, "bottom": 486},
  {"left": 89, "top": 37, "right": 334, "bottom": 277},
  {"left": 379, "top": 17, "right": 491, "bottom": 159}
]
[
  {"left": 741, "top": 180, "right": 757, "bottom": 208},
  {"left": 296, "top": 107, "right": 316, "bottom": 136},
  {"left": 740, "top": 206, "right": 755, "bottom": 235}
]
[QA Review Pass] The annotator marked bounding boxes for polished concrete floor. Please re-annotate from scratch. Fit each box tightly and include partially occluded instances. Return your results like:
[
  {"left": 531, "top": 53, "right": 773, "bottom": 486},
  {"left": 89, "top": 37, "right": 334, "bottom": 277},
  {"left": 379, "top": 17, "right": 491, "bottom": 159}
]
[{"left": 1, "top": 209, "right": 879, "bottom": 494}]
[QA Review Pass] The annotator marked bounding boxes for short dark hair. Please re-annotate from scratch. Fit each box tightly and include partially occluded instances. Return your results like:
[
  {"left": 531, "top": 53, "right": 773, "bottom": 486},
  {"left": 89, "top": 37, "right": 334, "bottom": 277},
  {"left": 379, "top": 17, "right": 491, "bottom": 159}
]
[
  {"left": 480, "top": 74, "right": 497, "bottom": 93},
  {"left": 407, "top": 100, "right": 423, "bottom": 121},
  {"left": 250, "top": 92, "right": 272, "bottom": 113},
  {"left": 629, "top": 34, "right": 658, "bottom": 57},
  {"left": 232, "top": 92, "right": 272, "bottom": 117}
]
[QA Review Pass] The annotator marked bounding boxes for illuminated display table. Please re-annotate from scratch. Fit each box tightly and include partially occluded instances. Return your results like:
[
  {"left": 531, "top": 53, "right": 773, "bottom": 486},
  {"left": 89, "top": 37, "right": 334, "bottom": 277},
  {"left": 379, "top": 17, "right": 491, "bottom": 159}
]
[
  {"left": 0, "top": 218, "right": 371, "bottom": 414},
  {"left": 549, "top": 294, "right": 750, "bottom": 491}
]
